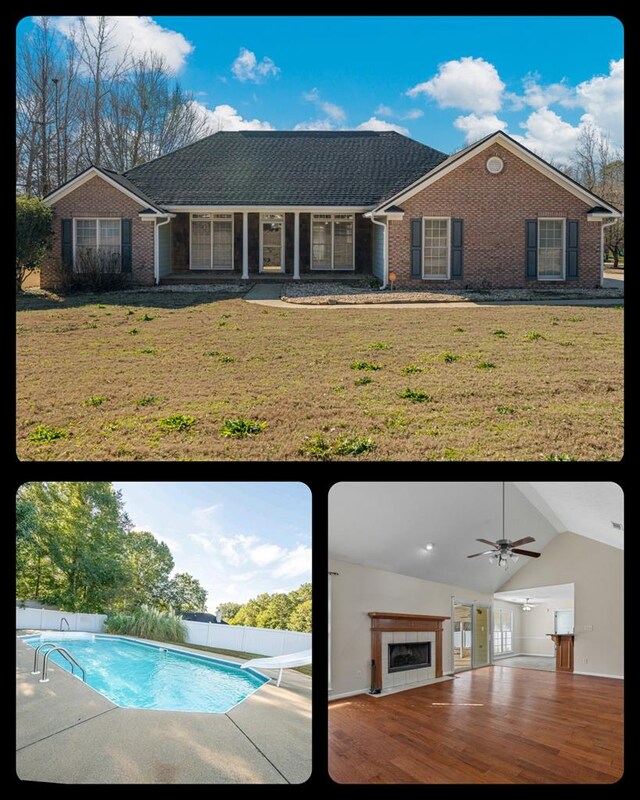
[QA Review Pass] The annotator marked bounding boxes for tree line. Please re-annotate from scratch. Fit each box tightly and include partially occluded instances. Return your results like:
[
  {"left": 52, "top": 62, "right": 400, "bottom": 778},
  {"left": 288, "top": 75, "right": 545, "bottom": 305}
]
[
  {"left": 17, "top": 16, "right": 208, "bottom": 197},
  {"left": 16, "top": 482, "right": 207, "bottom": 614},
  {"left": 218, "top": 583, "right": 312, "bottom": 633}
]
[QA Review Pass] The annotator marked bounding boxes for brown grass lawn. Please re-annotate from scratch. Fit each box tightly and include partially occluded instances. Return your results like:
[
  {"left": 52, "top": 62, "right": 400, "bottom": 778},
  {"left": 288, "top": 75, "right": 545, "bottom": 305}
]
[{"left": 16, "top": 291, "right": 623, "bottom": 461}]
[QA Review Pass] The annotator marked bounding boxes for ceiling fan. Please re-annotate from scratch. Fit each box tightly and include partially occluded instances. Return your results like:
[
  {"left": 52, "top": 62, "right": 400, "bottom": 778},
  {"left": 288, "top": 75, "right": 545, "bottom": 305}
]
[{"left": 467, "top": 482, "right": 542, "bottom": 568}]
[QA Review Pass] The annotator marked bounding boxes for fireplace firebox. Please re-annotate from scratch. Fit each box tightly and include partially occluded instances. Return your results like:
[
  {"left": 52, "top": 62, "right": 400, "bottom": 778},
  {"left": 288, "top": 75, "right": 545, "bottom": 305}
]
[{"left": 388, "top": 641, "right": 431, "bottom": 673}]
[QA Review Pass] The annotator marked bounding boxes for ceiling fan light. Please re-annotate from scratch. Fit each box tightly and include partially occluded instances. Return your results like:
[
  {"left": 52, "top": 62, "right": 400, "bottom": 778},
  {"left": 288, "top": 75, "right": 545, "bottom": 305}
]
[
  {"left": 488, "top": 556, "right": 497, "bottom": 565},
  {"left": 511, "top": 555, "right": 519, "bottom": 563}
]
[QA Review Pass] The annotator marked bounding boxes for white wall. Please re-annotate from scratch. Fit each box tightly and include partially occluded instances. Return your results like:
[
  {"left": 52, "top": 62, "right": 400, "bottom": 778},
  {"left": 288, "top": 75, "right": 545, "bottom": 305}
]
[
  {"left": 16, "top": 608, "right": 311, "bottom": 657},
  {"left": 499, "top": 532, "right": 623, "bottom": 678},
  {"left": 329, "top": 558, "right": 493, "bottom": 698},
  {"left": 519, "top": 596, "right": 574, "bottom": 656}
]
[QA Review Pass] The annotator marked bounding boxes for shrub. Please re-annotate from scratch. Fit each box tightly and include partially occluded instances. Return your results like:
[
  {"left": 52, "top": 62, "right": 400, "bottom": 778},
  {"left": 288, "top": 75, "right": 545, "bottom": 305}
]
[
  {"left": 220, "top": 418, "right": 267, "bottom": 438},
  {"left": 104, "top": 605, "right": 187, "bottom": 643},
  {"left": 56, "top": 248, "right": 132, "bottom": 293},
  {"left": 29, "top": 424, "right": 68, "bottom": 443},
  {"left": 351, "top": 361, "right": 382, "bottom": 371},
  {"left": 158, "top": 414, "right": 196, "bottom": 432},
  {"left": 16, "top": 196, "right": 54, "bottom": 290},
  {"left": 399, "top": 388, "right": 431, "bottom": 403}
]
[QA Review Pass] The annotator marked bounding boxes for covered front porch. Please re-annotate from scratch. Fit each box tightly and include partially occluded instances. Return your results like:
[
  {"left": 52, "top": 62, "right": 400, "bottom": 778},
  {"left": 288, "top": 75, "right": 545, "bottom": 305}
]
[{"left": 154, "top": 209, "right": 376, "bottom": 283}]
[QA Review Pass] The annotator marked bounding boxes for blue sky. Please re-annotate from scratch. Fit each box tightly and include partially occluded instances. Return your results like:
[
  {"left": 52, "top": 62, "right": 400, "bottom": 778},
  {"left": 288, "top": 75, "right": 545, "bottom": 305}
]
[
  {"left": 18, "top": 15, "right": 623, "bottom": 163},
  {"left": 113, "top": 483, "right": 311, "bottom": 612}
]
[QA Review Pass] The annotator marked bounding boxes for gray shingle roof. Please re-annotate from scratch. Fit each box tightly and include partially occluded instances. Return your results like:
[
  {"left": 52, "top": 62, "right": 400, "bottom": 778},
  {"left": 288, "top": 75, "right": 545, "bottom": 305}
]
[
  {"left": 98, "top": 167, "right": 164, "bottom": 211},
  {"left": 124, "top": 131, "right": 448, "bottom": 207}
]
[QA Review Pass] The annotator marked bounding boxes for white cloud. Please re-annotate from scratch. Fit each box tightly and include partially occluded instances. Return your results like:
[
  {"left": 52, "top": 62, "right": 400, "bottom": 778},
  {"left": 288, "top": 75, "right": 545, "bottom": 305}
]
[
  {"left": 191, "top": 101, "right": 274, "bottom": 132},
  {"left": 293, "top": 119, "right": 336, "bottom": 131},
  {"left": 303, "top": 88, "right": 346, "bottom": 122},
  {"left": 401, "top": 109, "right": 424, "bottom": 120},
  {"left": 375, "top": 103, "right": 393, "bottom": 116},
  {"left": 454, "top": 112, "right": 507, "bottom": 144},
  {"left": 250, "top": 543, "right": 285, "bottom": 567},
  {"left": 355, "top": 116, "right": 409, "bottom": 135},
  {"left": 575, "top": 58, "right": 623, "bottom": 144},
  {"left": 407, "top": 56, "right": 505, "bottom": 114},
  {"left": 231, "top": 47, "right": 280, "bottom": 83},
  {"left": 50, "top": 16, "right": 194, "bottom": 73},
  {"left": 271, "top": 545, "right": 312, "bottom": 579},
  {"left": 511, "top": 107, "right": 587, "bottom": 165}
]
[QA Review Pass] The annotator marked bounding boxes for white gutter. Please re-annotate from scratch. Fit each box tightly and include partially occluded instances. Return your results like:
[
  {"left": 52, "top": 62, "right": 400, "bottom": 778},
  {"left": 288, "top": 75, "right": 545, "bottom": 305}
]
[
  {"left": 600, "top": 218, "right": 619, "bottom": 286},
  {"left": 154, "top": 217, "right": 172, "bottom": 285},
  {"left": 365, "top": 212, "right": 388, "bottom": 290}
]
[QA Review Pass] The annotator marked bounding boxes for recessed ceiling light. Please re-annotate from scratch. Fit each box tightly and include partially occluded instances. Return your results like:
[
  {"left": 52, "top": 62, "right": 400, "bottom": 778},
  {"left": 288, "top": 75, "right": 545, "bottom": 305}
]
[{"left": 425, "top": 543, "right": 435, "bottom": 551}]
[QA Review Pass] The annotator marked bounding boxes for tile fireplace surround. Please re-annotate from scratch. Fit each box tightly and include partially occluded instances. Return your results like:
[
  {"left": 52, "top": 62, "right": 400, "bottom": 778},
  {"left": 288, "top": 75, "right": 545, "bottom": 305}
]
[{"left": 368, "top": 612, "right": 450, "bottom": 694}]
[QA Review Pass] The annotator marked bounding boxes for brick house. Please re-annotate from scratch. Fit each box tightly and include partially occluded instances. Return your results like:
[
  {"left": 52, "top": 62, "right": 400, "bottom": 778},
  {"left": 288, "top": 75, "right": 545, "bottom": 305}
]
[{"left": 42, "top": 130, "right": 620, "bottom": 290}]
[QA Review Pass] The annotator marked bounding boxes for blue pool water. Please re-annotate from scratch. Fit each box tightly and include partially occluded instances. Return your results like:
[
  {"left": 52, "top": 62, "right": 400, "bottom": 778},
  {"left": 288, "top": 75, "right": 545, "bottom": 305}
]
[{"left": 22, "top": 633, "right": 268, "bottom": 713}]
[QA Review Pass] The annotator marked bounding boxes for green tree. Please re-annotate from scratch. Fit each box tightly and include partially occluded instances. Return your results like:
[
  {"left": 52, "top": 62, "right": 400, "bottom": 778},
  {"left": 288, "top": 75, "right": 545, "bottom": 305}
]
[
  {"left": 117, "top": 530, "right": 174, "bottom": 612},
  {"left": 256, "top": 593, "right": 295, "bottom": 630},
  {"left": 230, "top": 593, "right": 272, "bottom": 627},
  {"left": 288, "top": 599, "right": 312, "bottom": 633},
  {"left": 216, "top": 602, "right": 241, "bottom": 621},
  {"left": 165, "top": 572, "right": 207, "bottom": 613},
  {"left": 16, "top": 196, "right": 53, "bottom": 289},
  {"left": 16, "top": 482, "right": 131, "bottom": 612}
]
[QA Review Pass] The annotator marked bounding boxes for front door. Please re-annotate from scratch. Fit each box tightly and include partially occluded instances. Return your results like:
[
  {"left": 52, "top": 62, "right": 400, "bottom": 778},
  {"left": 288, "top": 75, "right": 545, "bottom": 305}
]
[{"left": 260, "top": 213, "right": 285, "bottom": 273}]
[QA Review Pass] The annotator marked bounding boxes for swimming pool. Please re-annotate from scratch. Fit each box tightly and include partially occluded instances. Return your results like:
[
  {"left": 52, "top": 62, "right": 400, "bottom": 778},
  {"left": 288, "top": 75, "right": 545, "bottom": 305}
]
[{"left": 21, "top": 633, "right": 268, "bottom": 713}]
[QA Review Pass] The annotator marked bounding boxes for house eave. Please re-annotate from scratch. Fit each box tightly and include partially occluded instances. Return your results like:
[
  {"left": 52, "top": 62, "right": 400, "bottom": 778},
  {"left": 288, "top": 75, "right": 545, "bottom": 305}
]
[{"left": 162, "top": 204, "right": 374, "bottom": 214}]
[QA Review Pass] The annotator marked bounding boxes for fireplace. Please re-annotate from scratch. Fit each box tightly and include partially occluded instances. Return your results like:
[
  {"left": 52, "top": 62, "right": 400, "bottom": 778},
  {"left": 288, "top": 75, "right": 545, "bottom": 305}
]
[{"left": 388, "top": 641, "right": 431, "bottom": 673}]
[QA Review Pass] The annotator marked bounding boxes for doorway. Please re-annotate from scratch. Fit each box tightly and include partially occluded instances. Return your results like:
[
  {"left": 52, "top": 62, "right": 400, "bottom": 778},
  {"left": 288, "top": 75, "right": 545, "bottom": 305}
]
[
  {"left": 453, "top": 600, "right": 491, "bottom": 671},
  {"left": 260, "top": 213, "right": 285, "bottom": 273}
]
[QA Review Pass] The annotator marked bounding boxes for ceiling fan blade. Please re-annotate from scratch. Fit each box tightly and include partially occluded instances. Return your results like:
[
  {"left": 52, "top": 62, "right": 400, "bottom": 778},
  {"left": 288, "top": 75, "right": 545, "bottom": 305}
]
[
  {"left": 511, "top": 548, "right": 541, "bottom": 558},
  {"left": 467, "top": 550, "right": 496, "bottom": 558},
  {"left": 509, "top": 536, "right": 535, "bottom": 548},
  {"left": 475, "top": 539, "right": 498, "bottom": 547}
]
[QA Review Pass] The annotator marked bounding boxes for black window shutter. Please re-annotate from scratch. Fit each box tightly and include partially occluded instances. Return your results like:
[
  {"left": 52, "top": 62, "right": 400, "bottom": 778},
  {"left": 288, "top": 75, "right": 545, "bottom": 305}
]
[
  {"left": 61, "top": 219, "right": 73, "bottom": 268},
  {"left": 121, "top": 219, "right": 132, "bottom": 273},
  {"left": 525, "top": 219, "right": 538, "bottom": 280},
  {"left": 410, "top": 218, "right": 422, "bottom": 278},
  {"left": 566, "top": 219, "right": 579, "bottom": 279},
  {"left": 451, "top": 219, "right": 463, "bottom": 279}
]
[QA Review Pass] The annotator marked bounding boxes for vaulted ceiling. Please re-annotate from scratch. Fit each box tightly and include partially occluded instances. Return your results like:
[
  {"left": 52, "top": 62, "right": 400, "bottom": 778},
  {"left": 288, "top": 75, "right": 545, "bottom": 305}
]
[{"left": 328, "top": 482, "right": 623, "bottom": 596}]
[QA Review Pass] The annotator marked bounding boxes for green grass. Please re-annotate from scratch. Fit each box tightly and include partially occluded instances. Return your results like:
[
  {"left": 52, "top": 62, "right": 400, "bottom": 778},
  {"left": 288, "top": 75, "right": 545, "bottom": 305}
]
[
  {"left": 523, "top": 331, "right": 545, "bottom": 341},
  {"left": 83, "top": 395, "right": 108, "bottom": 407},
  {"left": 355, "top": 376, "right": 373, "bottom": 386},
  {"left": 441, "top": 352, "right": 461, "bottom": 363},
  {"left": 351, "top": 360, "right": 383, "bottom": 371},
  {"left": 399, "top": 388, "right": 432, "bottom": 403},
  {"left": 16, "top": 292, "right": 623, "bottom": 461},
  {"left": 158, "top": 414, "right": 196, "bottom": 432},
  {"left": 220, "top": 418, "right": 267, "bottom": 438},
  {"left": 369, "top": 341, "right": 392, "bottom": 350},
  {"left": 477, "top": 361, "right": 497, "bottom": 370},
  {"left": 104, "top": 606, "right": 187, "bottom": 643},
  {"left": 181, "top": 642, "right": 312, "bottom": 676},
  {"left": 402, "top": 364, "right": 422, "bottom": 374}
]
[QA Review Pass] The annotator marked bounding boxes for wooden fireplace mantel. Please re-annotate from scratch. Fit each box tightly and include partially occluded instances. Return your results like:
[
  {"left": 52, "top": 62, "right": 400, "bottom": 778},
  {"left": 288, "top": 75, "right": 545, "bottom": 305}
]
[{"left": 369, "top": 612, "right": 450, "bottom": 693}]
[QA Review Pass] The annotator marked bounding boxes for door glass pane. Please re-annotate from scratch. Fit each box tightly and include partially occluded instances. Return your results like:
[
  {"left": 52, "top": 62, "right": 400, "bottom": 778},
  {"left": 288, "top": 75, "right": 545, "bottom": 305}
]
[
  {"left": 262, "top": 220, "right": 282, "bottom": 270},
  {"left": 453, "top": 603, "right": 473, "bottom": 670},
  {"left": 191, "top": 220, "right": 211, "bottom": 268},
  {"left": 312, "top": 219, "right": 332, "bottom": 269},
  {"left": 212, "top": 220, "right": 232, "bottom": 268},
  {"left": 539, "top": 219, "right": 564, "bottom": 277},
  {"left": 334, "top": 219, "right": 354, "bottom": 268}
]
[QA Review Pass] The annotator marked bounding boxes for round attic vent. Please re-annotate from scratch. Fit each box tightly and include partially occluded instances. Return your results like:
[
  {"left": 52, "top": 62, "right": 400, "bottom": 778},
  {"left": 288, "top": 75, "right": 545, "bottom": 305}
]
[{"left": 486, "top": 156, "right": 504, "bottom": 174}]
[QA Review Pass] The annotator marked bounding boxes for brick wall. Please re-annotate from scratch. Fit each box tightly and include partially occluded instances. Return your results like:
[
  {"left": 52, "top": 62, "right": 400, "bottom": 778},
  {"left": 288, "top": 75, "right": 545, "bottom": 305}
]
[
  {"left": 41, "top": 176, "right": 155, "bottom": 288},
  {"left": 388, "top": 143, "right": 602, "bottom": 288}
]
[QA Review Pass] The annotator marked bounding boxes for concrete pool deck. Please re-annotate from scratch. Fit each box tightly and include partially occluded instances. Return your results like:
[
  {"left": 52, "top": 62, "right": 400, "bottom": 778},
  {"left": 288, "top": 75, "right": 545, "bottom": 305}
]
[{"left": 16, "top": 637, "right": 311, "bottom": 784}]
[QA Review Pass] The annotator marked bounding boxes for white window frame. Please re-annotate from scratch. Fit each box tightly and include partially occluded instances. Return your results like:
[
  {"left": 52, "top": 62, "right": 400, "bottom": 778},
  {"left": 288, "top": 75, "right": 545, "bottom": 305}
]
[
  {"left": 493, "top": 608, "right": 514, "bottom": 656},
  {"left": 422, "top": 216, "right": 451, "bottom": 280},
  {"left": 189, "top": 212, "right": 234, "bottom": 270},
  {"left": 259, "top": 213, "right": 286, "bottom": 274},
  {"left": 72, "top": 217, "right": 122, "bottom": 270},
  {"left": 310, "top": 213, "right": 355, "bottom": 271},
  {"left": 537, "top": 217, "right": 566, "bottom": 281}
]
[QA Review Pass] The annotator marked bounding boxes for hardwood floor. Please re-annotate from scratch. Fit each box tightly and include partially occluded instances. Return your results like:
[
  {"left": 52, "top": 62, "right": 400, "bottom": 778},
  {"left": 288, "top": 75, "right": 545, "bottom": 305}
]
[{"left": 329, "top": 666, "right": 623, "bottom": 784}]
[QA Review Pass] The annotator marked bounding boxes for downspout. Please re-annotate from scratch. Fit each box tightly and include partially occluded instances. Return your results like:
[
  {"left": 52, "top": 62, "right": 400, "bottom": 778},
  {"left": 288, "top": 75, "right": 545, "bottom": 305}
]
[
  {"left": 366, "top": 212, "right": 388, "bottom": 290},
  {"left": 154, "top": 217, "right": 172, "bottom": 285},
  {"left": 600, "top": 218, "right": 618, "bottom": 286}
]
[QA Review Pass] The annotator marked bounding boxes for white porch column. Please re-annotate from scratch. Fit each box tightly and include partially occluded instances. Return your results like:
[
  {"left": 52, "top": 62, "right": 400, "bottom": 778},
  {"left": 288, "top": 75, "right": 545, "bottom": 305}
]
[
  {"left": 293, "top": 212, "right": 300, "bottom": 279},
  {"left": 242, "top": 211, "right": 249, "bottom": 279}
]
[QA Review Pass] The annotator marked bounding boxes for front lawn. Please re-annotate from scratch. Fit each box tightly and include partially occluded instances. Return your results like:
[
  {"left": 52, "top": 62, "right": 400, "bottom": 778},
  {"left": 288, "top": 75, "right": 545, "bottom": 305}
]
[{"left": 16, "top": 291, "right": 623, "bottom": 461}]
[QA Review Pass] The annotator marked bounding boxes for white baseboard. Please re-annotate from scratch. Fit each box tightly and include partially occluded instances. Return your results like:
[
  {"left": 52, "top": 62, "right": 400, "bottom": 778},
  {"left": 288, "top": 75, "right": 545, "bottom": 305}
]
[
  {"left": 329, "top": 688, "right": 370, "bottom": 701},
  {"left": 573, "top": 670, "right": 624, "bottom": 680}
]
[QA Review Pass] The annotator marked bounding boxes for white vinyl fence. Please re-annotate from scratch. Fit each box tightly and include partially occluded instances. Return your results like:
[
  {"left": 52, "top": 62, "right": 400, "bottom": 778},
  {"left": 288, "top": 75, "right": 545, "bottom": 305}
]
[
  {"left": 16, "top": 607, "right": 311, "bottom": 657},
  {"left": 16, "top": 607, "right": 107, "bottom": 632}
]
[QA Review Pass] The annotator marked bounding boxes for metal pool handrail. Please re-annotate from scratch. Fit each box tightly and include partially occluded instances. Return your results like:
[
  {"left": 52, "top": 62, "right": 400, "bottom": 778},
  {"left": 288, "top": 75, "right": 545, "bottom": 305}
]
[
  {"left": 40, "top": 646, "right": 86, "bottom": 683},
  {"left": 60, "top": 617, "right": 70, "bottom": 631},
  {"left": 32, "top": 642, "right": 62, "bottom": 674}
]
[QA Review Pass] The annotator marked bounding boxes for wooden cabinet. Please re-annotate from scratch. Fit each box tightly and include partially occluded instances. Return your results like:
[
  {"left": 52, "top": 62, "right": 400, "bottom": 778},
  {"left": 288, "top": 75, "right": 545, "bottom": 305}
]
[{"left": 548, "top": 633, "right": 574, "bottom": 672}]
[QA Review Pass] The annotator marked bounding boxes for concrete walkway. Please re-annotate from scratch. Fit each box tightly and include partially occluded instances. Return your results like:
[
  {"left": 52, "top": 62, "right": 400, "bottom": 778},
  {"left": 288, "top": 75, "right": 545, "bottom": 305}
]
[
  {"left": 247, "top": 296, "right": 623, "bottom": 310},
  {"left": 16, "top": 637, "right": 311, "bottom": 784},
  {"left": 244, "top": 283, "right": 284, "bottom": 301}
]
